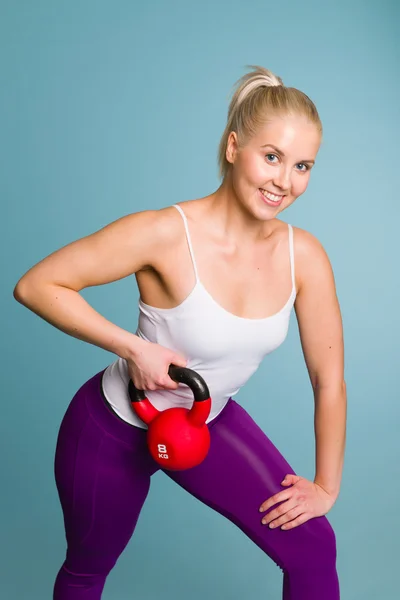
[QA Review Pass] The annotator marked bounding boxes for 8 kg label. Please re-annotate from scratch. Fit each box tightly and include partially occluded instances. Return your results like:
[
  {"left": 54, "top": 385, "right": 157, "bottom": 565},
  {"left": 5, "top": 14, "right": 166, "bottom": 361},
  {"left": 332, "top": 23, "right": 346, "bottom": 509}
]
[{"left": 157, "top": 444, "right": 169, "bottom": 459}]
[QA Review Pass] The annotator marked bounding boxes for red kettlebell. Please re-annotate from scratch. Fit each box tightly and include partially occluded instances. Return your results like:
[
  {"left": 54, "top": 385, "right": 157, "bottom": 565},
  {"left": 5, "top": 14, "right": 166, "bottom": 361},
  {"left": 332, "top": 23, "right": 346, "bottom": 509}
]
[{"left": 128, "top": 365, "right": 212, "bottom": 471}]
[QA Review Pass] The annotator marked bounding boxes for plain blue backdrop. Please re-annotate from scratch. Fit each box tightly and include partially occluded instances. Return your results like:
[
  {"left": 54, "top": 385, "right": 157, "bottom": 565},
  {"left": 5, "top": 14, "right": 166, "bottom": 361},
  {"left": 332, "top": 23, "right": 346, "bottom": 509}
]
[{"left": 2, "top": 1, "right": 399, "bottom": 598}]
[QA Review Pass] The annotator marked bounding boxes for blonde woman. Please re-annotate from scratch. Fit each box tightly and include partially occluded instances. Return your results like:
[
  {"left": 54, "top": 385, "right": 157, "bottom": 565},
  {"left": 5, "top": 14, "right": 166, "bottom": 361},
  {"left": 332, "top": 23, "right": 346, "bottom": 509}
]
[{"left": 14, "top": 66, "right": 346, "bottom": 600}]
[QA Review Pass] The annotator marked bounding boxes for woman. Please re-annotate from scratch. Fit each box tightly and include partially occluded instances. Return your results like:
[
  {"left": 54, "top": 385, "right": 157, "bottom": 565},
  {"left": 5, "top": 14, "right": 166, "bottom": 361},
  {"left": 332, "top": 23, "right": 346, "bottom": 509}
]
[{"left": 14, "top": 66, "right": 346, "bottom": 600}]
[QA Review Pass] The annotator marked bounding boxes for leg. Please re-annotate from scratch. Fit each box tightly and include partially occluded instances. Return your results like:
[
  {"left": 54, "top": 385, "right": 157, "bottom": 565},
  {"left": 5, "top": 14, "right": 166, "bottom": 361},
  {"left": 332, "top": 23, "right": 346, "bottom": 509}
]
[
  {"left": 165, "top": 399, "right": 339, "bottom": 600},
  {"left": 53, "top": 371, "right": 159, "bottom": 599}
]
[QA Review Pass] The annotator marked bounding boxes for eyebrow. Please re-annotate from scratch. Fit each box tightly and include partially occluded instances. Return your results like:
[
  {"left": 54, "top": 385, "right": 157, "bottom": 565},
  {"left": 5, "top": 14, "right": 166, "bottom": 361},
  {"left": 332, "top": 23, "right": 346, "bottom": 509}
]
[{"left": 261, "top": 143, "right": 315, "bottom": 164}]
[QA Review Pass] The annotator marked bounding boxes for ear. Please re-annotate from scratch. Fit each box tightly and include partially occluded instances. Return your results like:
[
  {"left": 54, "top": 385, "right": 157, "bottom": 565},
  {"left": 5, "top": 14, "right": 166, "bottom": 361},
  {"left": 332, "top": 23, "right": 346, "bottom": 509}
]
[{"left": 226, "top": 131, "right": 239, "bottom": 165}]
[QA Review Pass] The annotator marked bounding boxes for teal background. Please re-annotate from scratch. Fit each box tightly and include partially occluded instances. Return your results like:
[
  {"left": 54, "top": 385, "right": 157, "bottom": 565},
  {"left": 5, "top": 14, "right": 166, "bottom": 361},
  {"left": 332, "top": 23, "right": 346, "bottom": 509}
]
[{"left": 1, "top": 1, "right": 399, "bottom": 598}]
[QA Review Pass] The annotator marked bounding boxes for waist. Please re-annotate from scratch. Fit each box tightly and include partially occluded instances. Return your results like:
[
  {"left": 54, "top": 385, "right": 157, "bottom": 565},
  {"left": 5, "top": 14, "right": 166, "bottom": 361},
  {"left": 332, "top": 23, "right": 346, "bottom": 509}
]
[{"left": 101, "top": 358, "right": 242, "bottom": 429}]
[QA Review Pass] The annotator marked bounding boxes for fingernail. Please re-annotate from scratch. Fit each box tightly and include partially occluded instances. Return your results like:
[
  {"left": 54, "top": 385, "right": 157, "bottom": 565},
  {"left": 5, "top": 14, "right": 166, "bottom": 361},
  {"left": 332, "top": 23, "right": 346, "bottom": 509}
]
[{"left": 269, "top": 523, "right": 275, "bottom": 529}]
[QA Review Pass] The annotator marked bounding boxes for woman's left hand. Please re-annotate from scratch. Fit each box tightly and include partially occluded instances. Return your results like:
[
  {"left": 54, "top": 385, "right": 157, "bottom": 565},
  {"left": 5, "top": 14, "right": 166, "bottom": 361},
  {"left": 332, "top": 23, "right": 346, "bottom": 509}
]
[{"left": 259, "top": 474, "right": 337, "bottom": 531}]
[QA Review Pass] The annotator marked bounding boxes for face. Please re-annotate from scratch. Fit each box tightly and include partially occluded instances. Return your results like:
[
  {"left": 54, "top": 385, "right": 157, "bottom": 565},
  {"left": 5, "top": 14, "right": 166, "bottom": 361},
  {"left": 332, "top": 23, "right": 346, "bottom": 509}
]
[{"left": 226, "top": 113, "right": 321, "bottom": 219}]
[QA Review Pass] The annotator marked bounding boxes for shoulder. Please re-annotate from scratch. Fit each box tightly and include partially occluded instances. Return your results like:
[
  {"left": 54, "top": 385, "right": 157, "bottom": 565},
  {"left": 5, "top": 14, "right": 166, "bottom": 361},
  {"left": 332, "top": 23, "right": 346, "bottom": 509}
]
[
  {"left": 148, "top": 200, "right": 202, "bottom": 233},
  {"left": 150, "top": 204, "right": 184, "bottom": 237},
  {"left": 120, "top": 204, "right": 186, "bottom": 246},
  {"left": 271, "top": 219, "right": 330, "bottom": 265},
  {"left": 290, "top": 224, "right": 335, "bottom": 293},
  {"left": 90, "top": 204, "right": 188, "bottom": 271},
  {"left": 291, "top": 224, "right": 327, "bottom": 258}
]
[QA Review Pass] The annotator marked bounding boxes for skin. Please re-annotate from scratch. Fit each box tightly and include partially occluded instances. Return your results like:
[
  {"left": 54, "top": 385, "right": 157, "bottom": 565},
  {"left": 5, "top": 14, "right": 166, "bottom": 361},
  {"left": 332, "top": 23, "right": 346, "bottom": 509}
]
[
  {"left": 14, "top": 111, "right": 346, "bottom": 531},
  {"left": 205, "top": 113, "right": 346, "bottom": 531},
  {"left": 138, "top": 114, "right": 323, "bottom": 321},
  {"left": 223, "top": 112, "right": 320, "bottom": 226}
]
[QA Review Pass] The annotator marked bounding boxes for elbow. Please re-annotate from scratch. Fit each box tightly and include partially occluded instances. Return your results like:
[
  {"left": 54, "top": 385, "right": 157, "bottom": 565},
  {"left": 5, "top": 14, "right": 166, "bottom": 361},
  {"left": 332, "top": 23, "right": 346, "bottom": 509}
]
[
  {"left": 13, "top": 278, "right": 30, "bottom": 305},
  {"left": 13, "top": 276, "right": 38, "bottom": 306},
  {"left": 312, "top": 377, "right": 347, "bottom": 397}
]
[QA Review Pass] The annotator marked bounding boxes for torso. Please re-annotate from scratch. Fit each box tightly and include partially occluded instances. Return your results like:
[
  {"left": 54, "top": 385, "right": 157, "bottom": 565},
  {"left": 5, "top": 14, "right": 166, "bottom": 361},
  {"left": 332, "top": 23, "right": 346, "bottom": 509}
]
[
  {"left": 135, "top": 198, "right": 300, "bottom": 320},
  {"left": 102, "top": 198, "right": 300, "bottom": 428}
]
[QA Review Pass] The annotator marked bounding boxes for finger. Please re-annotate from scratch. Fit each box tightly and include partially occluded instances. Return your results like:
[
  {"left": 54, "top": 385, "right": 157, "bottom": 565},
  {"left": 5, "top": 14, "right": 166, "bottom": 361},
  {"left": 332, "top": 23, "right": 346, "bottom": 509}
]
[
  {"left": 263, "top": 505, "right": 303, "bottom": 528},
  {"left": 158, "top": 374, "right": 178, "bottom": 389},
  {"left": 259, "top": 490, "right": 292, "bottom": 513},
  {"left": 172, "top": 355, "right": 187, "bottom": 368},
  {"left": 261, "top": 499, "right": 300, "bottom": 525},
  {"left": 134, "top": 379, "right": 147, "bottom": 390},
  {"left": 280, "top": 512, "right": 310, "bottom": 531},
  {"left": 145, "top": 382, "right": 157, "bottom": 391},
  {"left": 281, "top": 474, "right": 300, "bottom": 485},
  {"left": 168, "top": 377, "right": 181, "bottom": 389}
]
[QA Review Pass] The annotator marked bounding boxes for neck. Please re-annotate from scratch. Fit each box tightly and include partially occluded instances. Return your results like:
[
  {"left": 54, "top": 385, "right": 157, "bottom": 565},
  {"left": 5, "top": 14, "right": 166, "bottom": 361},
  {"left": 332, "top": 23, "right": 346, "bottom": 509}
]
[{"left": 207, "top": 175, "right": 276, "bottom": 244}]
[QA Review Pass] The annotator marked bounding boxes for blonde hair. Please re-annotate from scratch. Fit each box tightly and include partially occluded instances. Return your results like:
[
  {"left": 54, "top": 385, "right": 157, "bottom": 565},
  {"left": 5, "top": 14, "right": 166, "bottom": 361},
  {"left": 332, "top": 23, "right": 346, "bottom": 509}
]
[{"left": 217, "top": 65, "right": 322, "bottom": 179}]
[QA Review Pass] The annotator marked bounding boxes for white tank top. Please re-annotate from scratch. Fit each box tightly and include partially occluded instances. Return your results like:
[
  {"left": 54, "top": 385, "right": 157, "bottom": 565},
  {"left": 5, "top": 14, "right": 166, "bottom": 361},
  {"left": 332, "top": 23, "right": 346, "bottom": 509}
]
[{"left": 102, "top": 204, "right": 297, "bottom": 429}]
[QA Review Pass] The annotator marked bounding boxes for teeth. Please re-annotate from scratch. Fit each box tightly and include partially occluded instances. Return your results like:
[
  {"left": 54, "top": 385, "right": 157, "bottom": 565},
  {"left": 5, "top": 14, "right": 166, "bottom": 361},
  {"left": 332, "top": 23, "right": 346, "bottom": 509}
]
[{"left": 261, "top": 189, "right": 283, "bottom": 202}]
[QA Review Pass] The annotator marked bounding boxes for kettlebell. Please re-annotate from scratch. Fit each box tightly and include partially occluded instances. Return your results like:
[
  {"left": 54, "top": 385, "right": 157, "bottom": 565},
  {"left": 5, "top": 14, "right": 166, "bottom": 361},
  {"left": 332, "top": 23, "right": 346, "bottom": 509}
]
[{"left": 128, "top": 365, "right": 212, "bottom": 471}]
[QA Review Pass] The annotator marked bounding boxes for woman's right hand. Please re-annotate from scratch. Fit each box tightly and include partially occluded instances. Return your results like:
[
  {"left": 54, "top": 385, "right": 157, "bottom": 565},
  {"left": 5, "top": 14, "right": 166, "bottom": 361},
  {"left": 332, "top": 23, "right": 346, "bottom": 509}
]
[{"left": 127, "top": 339, "right": 187, "bottom": 391}]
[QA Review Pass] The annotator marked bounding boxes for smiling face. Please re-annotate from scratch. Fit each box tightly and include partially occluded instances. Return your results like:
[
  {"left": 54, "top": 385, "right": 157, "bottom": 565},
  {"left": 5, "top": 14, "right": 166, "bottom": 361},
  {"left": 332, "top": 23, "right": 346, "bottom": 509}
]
[{"left": 225, "top": 113, "right": 322, "bottom": 220}]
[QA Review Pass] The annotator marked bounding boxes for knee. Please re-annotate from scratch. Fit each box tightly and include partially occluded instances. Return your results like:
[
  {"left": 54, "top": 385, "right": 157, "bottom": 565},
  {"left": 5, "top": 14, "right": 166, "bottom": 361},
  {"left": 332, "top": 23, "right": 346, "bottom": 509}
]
[
  {"left": 285, "top": 516, "right": 337, "bottom": 572},
  {"left": 53, "top": 564, "right": 108, "bottom": 599},
  {"left": 64, "top": 547, "right": 118, "bottom": 577},
  {"left": 313, "top": 517, "right": 337, "bottom": 562}
]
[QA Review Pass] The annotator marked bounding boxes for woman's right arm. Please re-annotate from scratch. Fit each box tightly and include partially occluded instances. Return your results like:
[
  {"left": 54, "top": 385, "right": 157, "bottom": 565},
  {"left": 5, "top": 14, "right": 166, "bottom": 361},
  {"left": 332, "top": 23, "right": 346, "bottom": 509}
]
[{"left": 13, "top": 209, "right": 187, "bottom": 388}]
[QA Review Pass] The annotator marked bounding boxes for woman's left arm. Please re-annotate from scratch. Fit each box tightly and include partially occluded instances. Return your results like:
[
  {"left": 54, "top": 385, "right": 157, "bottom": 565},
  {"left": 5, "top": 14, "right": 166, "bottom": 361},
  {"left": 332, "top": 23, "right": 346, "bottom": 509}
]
[
  {"left": 259, "top": 229, "right": 346, "bottom": 529},
  {"left": 294, "top": 230, "right": 347, "bottom": 500}
]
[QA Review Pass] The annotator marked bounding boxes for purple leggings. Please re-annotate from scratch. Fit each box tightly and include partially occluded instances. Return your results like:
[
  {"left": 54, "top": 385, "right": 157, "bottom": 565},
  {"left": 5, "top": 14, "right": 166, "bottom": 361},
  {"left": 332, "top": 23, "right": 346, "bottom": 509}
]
[{"left": 53, "top": 370, "right": 339, "bottom": 599}]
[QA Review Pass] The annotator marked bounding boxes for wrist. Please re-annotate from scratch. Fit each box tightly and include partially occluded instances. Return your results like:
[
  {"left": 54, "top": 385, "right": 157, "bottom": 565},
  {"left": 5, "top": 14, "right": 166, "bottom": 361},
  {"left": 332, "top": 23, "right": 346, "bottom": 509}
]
[
  {"left": 117, "top": 332, "right": 147, "bottom": 362},
  {"left": 313, "top": 479, "right": 340, "bottom": 499}
]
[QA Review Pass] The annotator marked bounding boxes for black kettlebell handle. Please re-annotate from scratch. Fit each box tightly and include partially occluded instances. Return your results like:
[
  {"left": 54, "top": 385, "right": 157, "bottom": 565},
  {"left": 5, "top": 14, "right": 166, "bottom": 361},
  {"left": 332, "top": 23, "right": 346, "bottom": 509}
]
[{"left": 128, "top": 365, "right": 210, "bottom": 403}]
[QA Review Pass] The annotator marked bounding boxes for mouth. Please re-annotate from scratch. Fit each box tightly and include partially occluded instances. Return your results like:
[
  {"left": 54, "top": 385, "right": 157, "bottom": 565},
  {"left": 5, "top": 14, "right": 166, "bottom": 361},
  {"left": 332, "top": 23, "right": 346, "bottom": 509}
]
[{"left": 259, "top": 188, "right": 285, "bottom": 207}]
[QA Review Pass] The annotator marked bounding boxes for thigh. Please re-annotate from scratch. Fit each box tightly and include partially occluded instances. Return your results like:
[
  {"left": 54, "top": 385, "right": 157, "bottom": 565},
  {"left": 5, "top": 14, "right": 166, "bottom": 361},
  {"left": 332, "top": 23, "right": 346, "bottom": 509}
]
[
  {"left": 54, "top": 380, "right": 158, "bottom": 574},
  {"left": 165, "top": 399, "right": 335, "bottom": 571}
]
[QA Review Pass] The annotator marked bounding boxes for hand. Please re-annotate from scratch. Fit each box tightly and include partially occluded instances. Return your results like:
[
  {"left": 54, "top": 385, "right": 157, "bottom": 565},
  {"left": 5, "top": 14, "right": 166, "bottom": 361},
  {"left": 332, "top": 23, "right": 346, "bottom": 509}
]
[
  {"left": 258, "top": 474, "right": 337, "bottom": 531},
  {"left": 127, "top": 339, "right": 187, "bottom": 391}
]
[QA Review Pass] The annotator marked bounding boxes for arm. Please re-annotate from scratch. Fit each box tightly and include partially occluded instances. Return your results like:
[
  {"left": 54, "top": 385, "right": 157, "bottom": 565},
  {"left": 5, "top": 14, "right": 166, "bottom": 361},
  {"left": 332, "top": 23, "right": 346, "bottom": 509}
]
[
  {"left": 294, "top": 229, "right": 347, "bottom": 500},
  {"left": 13, "top": 208, "right": 180, "bottom": 362}
]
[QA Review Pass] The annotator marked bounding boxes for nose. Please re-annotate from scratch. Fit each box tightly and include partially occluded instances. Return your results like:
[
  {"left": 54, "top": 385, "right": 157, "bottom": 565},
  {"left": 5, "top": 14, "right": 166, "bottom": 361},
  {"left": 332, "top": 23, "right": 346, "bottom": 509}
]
[{"left": 273, "top": 166, "right": 291, "bottom": 192}]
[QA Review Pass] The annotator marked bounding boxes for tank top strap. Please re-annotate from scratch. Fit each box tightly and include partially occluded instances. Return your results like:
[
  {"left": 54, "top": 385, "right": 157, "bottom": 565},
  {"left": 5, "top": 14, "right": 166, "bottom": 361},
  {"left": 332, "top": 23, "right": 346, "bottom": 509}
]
[
  {"left": 288, "top": 224, "right": 296, "bottom": 292},
  {"left": 172, "top": 204, "right": 200, "bottom": 282}
]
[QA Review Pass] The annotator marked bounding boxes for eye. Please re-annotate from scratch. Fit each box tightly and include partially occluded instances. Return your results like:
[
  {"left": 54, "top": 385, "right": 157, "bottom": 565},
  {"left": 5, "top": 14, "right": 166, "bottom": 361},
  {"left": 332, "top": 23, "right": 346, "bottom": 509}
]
[
  {"left": 265, "top": 153, "right": 278, "bottom": 163},
  {"left": 296, "top": 163, "right": 310, "bottom": 172}
]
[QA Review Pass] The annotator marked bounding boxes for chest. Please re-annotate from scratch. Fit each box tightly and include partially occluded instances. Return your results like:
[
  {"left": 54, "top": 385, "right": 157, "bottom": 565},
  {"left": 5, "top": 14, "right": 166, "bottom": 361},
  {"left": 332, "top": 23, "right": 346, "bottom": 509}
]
[
  {"left": 139, "top": 286, "right": 294, "bottom": 369},
  {"left": 137, "top": 220, "right": 294, "bottom": 321},
  {"left": 193, "top": 235, "right": 293, "bottom": 319}
]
